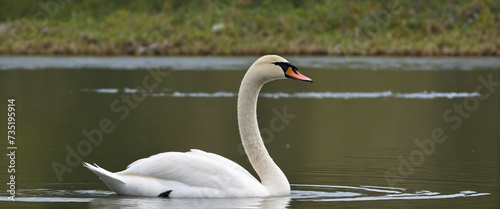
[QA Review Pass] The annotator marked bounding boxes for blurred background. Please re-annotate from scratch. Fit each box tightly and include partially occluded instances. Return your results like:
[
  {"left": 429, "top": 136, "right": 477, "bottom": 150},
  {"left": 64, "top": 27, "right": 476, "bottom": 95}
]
[
  {"left": 0, "top": 0, "right": 499, "bottom": 208},
  {"left": 0, "top": 0, "right": 498, "bottom": 56}
]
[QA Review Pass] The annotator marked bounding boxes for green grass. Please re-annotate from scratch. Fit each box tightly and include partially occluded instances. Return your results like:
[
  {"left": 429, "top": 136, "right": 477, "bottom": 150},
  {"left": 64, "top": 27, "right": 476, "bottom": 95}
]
[{"left": 0, "top": 0, "right": 498, "bottom": 56}]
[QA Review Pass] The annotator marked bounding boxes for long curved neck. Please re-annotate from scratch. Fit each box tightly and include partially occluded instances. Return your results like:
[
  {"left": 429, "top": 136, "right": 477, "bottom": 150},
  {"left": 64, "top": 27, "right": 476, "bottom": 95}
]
[{"left": 237, "top": 71, "right": 290, "bottom": 196}]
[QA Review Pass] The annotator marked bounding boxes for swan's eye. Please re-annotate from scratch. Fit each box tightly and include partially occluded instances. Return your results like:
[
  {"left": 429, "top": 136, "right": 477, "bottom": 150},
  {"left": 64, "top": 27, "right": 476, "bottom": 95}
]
[
  {"left": 271, "top": 62, "right": 298, "bottom": 74},
  {"left": 272, "top": 62, "right": 313, "bottom": 83}
]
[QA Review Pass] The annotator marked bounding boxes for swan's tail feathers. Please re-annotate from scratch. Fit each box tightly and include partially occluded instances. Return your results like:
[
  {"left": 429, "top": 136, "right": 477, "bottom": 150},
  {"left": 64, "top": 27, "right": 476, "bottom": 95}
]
[{"left": 83, "top": 162, "right": 125, "bottom": 185}]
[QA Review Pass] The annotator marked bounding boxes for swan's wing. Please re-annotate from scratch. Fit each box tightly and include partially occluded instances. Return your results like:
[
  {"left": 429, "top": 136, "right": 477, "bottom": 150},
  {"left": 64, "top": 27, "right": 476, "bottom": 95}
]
[
  {"left": 187, "top": 149, "right": 255, "bottom": 177},
  {"left": 117, "top": 149, "right": 260, "bottom": 190}
]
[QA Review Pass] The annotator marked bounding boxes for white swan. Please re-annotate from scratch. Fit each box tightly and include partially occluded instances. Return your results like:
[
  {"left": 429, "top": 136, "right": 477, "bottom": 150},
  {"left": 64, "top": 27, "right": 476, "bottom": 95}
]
[{"left": 83, "top": 55, "right": 312, "bottom": 198}]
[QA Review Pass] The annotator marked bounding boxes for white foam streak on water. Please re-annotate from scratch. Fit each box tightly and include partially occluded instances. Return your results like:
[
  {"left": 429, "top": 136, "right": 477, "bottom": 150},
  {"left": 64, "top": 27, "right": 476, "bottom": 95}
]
[
  {"left": 169, "top": 91, "right": 235, "bottom": 98},
  {"left": 95, "top": 89, "right": 119, "bottom": 94},
  {"left": 395, "top": 92, "right": 480, "bottom": 99},
  {"left": 80, "top": 89, "right": 480, "bottom": 99},
  {"left": 260, "top": 91, "right": 480, "bottom": 99}
]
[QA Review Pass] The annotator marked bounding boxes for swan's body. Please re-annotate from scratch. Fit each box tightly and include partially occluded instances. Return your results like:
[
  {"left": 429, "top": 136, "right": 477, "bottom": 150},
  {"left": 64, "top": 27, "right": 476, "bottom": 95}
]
[{"left": 84, "top": 55, "right": 312, "bottom": 198}]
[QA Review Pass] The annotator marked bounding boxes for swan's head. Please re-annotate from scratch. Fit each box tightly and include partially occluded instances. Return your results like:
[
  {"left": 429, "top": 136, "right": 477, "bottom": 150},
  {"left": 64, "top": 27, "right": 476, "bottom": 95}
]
[{"left": 249, "top": 55, "right": 313, "bottom": 83}]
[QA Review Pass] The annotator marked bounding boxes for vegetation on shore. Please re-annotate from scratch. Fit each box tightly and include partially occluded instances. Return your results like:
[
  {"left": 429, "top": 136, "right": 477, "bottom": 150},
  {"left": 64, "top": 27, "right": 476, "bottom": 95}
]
[{"left": 0, "top": 0, "right": 499, "bottom": 56}]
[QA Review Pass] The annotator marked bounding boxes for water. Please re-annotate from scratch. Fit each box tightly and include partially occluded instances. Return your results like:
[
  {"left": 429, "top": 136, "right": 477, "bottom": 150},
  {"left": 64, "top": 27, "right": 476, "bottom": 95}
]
[{"left": 0, "top": 56, "right": 498, "bottom": 208}]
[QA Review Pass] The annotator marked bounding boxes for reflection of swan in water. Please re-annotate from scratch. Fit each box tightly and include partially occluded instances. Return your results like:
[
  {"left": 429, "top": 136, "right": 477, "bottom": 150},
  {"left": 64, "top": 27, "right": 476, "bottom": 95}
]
[
  {"left": 83, "top": 55, "right": 313, "bottom": 197},
  {"left": 89, "top": 196, "right": 291, "bottom": 209}
]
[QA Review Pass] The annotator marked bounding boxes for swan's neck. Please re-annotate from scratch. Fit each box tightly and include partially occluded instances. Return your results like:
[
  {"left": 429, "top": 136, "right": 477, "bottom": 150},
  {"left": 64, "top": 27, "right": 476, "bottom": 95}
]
[{"left": 237, "top": 73, "right": 290, "bottom": 196}]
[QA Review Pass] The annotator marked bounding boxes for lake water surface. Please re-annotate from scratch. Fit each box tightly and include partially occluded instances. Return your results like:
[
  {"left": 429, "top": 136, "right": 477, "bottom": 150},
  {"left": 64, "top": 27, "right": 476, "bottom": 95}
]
[{"left": 0, "top": 56, "right": 499, "bottom": 208}]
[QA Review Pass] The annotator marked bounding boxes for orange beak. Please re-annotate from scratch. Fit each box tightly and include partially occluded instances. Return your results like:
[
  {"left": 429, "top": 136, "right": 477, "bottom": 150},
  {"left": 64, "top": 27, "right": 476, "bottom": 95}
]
[{"left": 285, "top": 66, "right": 313, "bottom": 83}]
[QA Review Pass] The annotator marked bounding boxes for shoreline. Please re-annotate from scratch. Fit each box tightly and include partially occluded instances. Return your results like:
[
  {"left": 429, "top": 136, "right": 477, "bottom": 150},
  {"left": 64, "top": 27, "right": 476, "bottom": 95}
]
[
  {"left": 0, "top": 1, "right": 498, "bottom": 57},
  {"left": 1, "top": 56, "right": 499, "bottom": 71},
  {"left": 1, "top": 44, "right": 498, "bottom": 57}
]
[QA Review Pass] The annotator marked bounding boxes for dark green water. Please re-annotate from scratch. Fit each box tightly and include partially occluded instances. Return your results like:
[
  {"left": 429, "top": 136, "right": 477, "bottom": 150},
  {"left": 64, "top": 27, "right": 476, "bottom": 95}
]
[{"left": 0, "top": 56, "right": 499, "bottom": 208}]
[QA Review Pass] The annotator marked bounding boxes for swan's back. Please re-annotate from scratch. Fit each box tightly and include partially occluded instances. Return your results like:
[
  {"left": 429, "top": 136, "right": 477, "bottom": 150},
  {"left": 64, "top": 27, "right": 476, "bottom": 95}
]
[{"left": 86, "top": 149, "right": 266, "bottom": 197}]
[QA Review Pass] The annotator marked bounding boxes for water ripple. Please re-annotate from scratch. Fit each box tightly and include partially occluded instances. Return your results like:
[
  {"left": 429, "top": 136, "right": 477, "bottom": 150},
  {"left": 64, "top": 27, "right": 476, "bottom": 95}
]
[
  {"left": 291, "top": 184, "right": 490, "bottom": 202},
  {"left": 80, "top": 89, "right": 480, "bottom": 99},
  {"left": 0, "top": 185, "right": 489, "bottom": 204}
]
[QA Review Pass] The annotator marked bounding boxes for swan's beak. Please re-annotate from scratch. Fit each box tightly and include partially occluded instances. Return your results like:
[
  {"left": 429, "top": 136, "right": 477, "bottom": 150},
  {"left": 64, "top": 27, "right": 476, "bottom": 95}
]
[{"left": 285, "top": 67, "right": 313, "bottom": 83}]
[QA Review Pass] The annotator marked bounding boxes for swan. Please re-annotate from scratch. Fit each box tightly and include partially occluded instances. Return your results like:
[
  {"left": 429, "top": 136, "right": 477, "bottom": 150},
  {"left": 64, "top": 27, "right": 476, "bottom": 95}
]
[{"left": 83, "top": 55, "right": 313, "bottom": 198}]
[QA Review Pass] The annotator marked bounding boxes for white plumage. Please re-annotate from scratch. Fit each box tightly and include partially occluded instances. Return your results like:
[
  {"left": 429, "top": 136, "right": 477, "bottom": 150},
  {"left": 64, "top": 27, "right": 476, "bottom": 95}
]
[
  {"left": 84, "top": 149, "right": 264, "bottom": 197},
  {"left": 84, "top": 55, "right": 312, "bottom": 198}
]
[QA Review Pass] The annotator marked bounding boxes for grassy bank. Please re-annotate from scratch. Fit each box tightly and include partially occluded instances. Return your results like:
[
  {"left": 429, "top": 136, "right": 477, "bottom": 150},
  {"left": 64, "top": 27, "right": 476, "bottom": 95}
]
[{"left": 0, "top": 0, "right": 499, "bottom": 56}]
